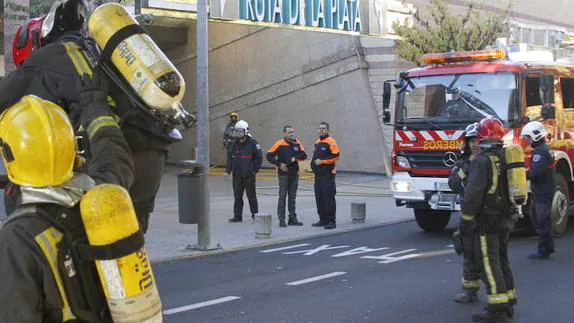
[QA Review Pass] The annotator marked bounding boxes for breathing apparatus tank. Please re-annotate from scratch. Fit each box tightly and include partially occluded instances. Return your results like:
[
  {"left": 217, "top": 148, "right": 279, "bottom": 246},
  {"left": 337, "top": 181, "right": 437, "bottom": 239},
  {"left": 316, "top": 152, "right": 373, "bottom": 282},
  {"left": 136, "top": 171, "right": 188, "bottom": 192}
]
[
  {"left": 80, "top": 184, "right": 162, "bottom": 323},
  {"left": 88, "top": 3, "right": 194, "bottom": 128},
  {"left": 504, "top": 144, "right": 528, "bottom": 217}
]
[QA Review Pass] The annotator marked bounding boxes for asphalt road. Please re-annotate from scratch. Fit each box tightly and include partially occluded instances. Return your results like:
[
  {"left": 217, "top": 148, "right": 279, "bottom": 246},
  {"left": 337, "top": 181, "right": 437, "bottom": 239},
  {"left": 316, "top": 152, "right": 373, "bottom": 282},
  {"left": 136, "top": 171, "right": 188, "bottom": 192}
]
[{"left": 153, "top": 218, "right": 574, "bottom": 323}]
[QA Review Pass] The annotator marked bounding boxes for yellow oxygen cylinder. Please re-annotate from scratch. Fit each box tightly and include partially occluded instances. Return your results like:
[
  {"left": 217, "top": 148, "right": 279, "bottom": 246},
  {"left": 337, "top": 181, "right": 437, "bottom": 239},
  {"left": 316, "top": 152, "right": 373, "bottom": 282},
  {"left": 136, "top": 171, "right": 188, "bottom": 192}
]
[
  {"left": 80, "top": 184, "right": 162, "bottom": 323},
  {"left": 88, "top": 3, "right": 185, "bottom": 112},
  {"left": 505, "top": 144, "right": 528, "bottom": 217}
]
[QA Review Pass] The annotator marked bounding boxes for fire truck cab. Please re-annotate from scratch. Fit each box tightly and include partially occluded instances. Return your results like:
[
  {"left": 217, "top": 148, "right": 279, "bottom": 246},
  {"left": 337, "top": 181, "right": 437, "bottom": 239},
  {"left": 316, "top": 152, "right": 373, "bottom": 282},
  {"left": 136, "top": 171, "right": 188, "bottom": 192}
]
[{"left": 383, "top": 47, "right": 572, "bottom": 235}]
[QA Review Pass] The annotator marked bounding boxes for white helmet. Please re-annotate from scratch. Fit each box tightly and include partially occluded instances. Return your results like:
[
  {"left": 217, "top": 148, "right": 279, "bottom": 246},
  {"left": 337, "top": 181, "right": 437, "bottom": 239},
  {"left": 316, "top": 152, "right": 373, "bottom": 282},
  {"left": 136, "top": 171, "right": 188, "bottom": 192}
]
[
  {"left": 520, "top": 121, "right": 547, "bottom": 142},
  {"left": 234, "top": 120, "right": 249, "bottom": 131},
  {"left": 464, "top": 122, "right": 479, "bottom": 138}
]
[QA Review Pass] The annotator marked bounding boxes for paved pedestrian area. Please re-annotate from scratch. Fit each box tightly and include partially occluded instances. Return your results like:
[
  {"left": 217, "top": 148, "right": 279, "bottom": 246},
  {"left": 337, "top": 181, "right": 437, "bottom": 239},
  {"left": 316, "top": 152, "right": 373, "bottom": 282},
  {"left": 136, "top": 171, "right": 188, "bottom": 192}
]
[{"left": 144, "top": 166, "right": 413, "bottom": 262}]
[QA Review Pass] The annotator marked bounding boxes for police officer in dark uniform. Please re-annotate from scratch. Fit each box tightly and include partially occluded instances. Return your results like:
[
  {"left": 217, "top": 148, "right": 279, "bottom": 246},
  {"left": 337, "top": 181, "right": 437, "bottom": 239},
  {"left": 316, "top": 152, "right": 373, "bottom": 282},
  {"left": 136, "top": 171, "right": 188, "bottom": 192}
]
[
  {"left": 226, "top": 120, "right": 262, "bottom": 222},
  {"left": 0, "top": 0, "right": 181, "bottom": 232},
  {"left": 462, "top": 116, "right": 516, "bottom": 322},
  {"left": 520, "top": 121, "right": 556, "bottom": 259},
  {"left": 0, "top": 74, "right": 134, "bottom": 322},
  {"left": 311, "top": 121, "right": 340, "bottom": 230},
  {"left": 448, "top": 122, "right": 482, "bottom": 303}
]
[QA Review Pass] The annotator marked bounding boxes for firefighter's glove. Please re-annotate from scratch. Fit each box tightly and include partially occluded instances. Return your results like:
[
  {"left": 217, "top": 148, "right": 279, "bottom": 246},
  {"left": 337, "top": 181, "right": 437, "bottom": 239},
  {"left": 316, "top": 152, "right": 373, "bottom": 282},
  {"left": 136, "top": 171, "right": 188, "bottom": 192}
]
[
  {"left": 458, "top": 217, "right": 474, "bottom": 236},
  {"left": 75, "top": 73, "right": 115, "bottom": 127},
  {"left": 452, "top": 230, "right": 464, "bottom": 255},
  {"left": 77, "top": 73, "right": 108, "bottom": 108}
]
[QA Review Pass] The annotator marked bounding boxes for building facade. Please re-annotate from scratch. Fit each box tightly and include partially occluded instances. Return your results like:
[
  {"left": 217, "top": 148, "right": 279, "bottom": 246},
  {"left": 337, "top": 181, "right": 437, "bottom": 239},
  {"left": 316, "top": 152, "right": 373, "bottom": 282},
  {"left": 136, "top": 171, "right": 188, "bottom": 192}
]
[{"left": 4, "top": 0, "right": 574, "bottom": 173}]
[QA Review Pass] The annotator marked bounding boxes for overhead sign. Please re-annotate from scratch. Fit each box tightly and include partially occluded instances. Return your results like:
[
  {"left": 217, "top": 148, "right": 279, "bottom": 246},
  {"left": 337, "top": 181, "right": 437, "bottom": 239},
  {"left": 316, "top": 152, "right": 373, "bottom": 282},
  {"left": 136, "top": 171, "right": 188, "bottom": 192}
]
[
  {"left": 239, "top": 0, "right": 362, "bottom": 32},
  {"left": 212, "top": 0, "right": 368, "bottom": 33}
]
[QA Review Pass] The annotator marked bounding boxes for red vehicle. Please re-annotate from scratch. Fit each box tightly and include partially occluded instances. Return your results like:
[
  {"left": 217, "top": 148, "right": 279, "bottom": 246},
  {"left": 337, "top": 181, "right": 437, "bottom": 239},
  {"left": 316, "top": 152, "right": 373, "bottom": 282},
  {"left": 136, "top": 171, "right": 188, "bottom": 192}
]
[{"left": 383, "top": 48, "right": 571, "bottom": 235}]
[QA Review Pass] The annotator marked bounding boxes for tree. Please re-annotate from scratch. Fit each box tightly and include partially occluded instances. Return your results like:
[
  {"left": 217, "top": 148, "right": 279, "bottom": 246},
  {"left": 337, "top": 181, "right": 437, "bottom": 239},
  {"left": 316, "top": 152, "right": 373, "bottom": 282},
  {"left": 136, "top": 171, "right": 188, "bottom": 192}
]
[{"left": 393, "top": 0, "right": 510, "bottom": 65}]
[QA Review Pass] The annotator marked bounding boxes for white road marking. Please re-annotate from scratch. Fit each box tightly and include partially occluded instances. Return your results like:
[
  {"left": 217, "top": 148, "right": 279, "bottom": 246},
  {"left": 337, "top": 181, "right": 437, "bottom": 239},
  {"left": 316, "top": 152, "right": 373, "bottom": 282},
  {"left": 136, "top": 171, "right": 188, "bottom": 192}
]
[
  {"left": 286, "top": 272, "right": 347, "bottom": 286},
  {"left": 331, "top": 246, "right": 390, "bottom": 258},
  {"left": 260, "top": 243, "right": 311, "bottom": 253},
  {"left": 163, "top": 296, "right": 241, "bottom": 315},
  {"left": 283, "top": 244, "right": 350, "bottom": 255},
  {"left": 361, "top": 249, "right": 420, "bottom": 264}
]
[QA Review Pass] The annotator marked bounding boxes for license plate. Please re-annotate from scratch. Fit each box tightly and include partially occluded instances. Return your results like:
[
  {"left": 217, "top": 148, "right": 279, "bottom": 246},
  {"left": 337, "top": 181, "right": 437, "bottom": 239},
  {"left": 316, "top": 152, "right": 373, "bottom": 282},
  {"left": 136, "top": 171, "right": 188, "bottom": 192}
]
[{"left": 435, "top": 182, "right": 451, "bottom": 191}]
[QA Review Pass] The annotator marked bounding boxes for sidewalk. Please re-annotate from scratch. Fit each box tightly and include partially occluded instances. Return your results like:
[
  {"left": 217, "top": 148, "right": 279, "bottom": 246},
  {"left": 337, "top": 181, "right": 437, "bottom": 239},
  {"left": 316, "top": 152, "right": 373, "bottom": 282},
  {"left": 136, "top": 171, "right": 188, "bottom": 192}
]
[{"left": 145, "top": 166, "right": 414, "bottom": 263}]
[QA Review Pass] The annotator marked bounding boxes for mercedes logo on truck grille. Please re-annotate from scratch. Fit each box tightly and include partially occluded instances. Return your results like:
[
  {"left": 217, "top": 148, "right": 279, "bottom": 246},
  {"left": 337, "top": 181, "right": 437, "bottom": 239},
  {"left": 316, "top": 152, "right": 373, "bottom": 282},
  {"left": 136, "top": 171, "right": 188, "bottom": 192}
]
[{"left": 443, "top": 151, "right": 458, "bottom": 167}]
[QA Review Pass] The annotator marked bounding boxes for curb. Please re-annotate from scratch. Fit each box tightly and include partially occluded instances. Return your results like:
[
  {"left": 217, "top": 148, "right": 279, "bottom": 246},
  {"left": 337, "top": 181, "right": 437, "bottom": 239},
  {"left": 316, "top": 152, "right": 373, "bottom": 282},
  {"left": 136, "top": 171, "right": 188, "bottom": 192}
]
[{"left": 151, "top": 218, "right": 415, "bottom": 265}]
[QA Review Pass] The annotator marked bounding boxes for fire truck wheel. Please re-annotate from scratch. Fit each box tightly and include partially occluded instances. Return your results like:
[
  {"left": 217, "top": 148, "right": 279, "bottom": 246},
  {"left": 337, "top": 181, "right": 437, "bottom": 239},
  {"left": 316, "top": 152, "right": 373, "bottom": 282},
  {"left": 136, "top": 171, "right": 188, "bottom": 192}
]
[
  {"left": 414, "top": 209, "right": 451, "bottom": 232},
  {"left": 551, "top": 173, "right": 569, "bottom": 238}
]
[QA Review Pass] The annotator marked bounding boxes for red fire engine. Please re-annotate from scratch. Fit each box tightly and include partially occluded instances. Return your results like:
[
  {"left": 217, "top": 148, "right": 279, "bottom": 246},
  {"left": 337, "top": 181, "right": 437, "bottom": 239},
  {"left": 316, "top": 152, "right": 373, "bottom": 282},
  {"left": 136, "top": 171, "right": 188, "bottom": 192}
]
[{"left": 383, "top": 48, "right": 571, "bottom": 235}]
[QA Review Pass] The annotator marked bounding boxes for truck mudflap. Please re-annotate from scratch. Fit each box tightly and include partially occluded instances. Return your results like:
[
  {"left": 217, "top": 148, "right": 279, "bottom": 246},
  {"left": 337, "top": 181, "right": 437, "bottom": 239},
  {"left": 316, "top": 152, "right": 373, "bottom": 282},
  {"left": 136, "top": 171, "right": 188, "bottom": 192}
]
[{"left": 391, "top": 172, "right": 461, "bottom": 211}]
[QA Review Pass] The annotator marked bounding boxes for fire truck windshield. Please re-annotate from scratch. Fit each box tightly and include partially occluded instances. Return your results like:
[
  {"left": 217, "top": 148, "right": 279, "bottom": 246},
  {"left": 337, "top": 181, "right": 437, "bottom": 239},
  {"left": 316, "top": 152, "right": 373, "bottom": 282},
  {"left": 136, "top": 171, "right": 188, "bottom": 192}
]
[{"left": 397, "top": 72, "right": 518, "bottom": 126}]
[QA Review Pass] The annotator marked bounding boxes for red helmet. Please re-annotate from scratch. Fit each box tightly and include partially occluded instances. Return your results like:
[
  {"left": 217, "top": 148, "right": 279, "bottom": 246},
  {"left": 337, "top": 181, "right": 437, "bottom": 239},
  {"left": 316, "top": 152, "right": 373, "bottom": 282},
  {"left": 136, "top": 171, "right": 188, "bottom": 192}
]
[
  {"left": 12, "top": 16, "right": 46, "bottom": 66},
  {"left": 12, "top": 0, "right": 90, "bottom": 66},
  {"left": 477, "top": 116, "right": 504, "bottom": 142}
]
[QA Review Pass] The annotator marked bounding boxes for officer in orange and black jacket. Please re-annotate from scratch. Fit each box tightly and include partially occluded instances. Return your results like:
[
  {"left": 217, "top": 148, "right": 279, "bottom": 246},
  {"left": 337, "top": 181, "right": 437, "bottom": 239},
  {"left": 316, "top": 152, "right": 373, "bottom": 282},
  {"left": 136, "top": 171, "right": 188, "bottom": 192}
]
[
  {"left": 311, "top": 122, "right": 340, "bottom": 230},
  {"left": 266, "top": 125, "right": 307, "bottom": 227}
]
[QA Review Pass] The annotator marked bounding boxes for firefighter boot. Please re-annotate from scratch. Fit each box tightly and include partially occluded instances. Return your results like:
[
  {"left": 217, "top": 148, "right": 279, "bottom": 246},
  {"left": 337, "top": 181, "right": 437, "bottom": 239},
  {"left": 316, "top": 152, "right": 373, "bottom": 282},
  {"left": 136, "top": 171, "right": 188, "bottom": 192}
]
[
  {"left": 507, "top": 297, "right": 517, "bottom": 318},
  {"left": 229, "top": 216, "right": 243, "bottom": 223},
  {"left": 471, "top": 310, "right": 507, "bottom": 323},
  {"left": 288, "top": 216, "right": 303, "bottom": 226},
  {"left": 454, "top": 290, "right": 478, "bottom": 303}
]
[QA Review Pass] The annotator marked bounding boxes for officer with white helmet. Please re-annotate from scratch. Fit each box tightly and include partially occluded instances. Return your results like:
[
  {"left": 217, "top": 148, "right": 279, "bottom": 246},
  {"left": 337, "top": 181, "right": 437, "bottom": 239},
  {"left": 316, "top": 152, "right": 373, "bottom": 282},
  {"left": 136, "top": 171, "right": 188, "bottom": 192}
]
[
  {"left": 449, "top": 122, "right": 482, "bottom": 304},
  {"left": 520, "top": 121, "right": 556, "bottom": 259},
  {"left": 225, "top": 120, "right": 262, "bottom": 222}
]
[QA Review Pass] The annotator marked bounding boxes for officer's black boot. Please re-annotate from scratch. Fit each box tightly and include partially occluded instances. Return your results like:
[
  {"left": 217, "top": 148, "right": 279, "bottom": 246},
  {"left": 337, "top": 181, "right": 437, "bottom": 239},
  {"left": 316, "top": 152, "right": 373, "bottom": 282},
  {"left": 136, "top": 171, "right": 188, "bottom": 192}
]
[
  {"left": 229, "top": 216, "right": 243, "bottom": 223},
  {"left": 471, "top": 309, "right": 507, "bottom": 322},
  {"left": 279, "top": 218, "right": 287, "bottom": 227},
  {"left": 288, "top": 216, "right": 303, "bottom": 226},
  {"left": 312, "top": 220, "right": 325, "bottom": 227},
  {"left": 324, "top": 222, "right": 336, "bottom": 230},
  {"left": 454, "top": 290, "right": 478, "bottom": 303}
]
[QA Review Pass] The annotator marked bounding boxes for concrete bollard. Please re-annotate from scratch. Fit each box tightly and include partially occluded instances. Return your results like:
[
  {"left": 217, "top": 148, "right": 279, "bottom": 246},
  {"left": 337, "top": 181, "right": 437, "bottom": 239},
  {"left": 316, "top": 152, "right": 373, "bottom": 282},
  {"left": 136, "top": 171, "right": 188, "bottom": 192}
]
[
  {"left": 351, "top": 202, "right": 366, "bottom": 223},
  {"left": 255, "top": 214, "right": 272, "bottom": 239}
]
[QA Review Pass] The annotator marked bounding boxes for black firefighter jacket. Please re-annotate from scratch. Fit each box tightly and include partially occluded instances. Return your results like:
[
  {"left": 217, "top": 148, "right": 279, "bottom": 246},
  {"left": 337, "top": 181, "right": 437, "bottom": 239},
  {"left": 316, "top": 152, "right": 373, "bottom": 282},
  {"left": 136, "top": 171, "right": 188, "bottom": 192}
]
[
  {"left": 0, "top": 32, "right": 174, "bottom": 153},
  {"left": 0, "top": 106, "right": 134, "bottom": 322},
  {"left": 226, "top": 136, "right": 263, "bottom": 178},
  {"left": 461, "top": 147, "right": 514, "bottom": 233},
  {"left": 448, "top": 156, "right": 472, "bottom": 194}
]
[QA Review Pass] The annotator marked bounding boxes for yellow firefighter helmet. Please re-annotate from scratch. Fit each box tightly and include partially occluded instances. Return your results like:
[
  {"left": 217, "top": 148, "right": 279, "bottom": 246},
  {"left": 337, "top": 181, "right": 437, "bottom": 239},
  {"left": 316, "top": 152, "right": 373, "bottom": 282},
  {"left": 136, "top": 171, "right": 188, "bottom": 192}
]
[{"left": 0, "top": 95, "right": 76, "bottom": 187}]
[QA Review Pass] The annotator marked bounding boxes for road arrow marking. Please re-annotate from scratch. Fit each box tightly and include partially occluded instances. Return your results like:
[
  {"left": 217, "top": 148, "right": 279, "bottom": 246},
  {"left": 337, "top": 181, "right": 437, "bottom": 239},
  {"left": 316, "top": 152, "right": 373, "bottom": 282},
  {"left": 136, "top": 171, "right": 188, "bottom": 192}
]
[
  {"left": 260, "top": 243, "right": 311, "bottom": 253},
  {"left": 286, "top": 272, "right": 347, "bottom": 286},
  {"left": 164, "top": 296, "right": 241, "bottom": 315}
]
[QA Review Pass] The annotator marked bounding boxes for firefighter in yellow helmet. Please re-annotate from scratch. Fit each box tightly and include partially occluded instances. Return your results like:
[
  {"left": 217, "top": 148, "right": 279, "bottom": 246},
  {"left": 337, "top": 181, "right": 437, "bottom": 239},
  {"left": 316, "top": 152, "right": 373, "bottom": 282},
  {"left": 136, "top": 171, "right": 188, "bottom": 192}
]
[
  {"left": 0, "top": 73, "right": 135, "bottom": 322},
  {"left": 223, "top": 111, "right": 239, "bottom": 150}
]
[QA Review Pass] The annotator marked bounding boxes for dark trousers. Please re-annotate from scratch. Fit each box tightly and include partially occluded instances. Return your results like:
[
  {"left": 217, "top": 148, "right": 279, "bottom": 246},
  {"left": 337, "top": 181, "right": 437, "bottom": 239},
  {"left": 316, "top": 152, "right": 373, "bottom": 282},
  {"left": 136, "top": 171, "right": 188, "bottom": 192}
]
[
  {"left": 474, "top": 230, "right": 515, "bottom": 312},
  {"left": 461, "top": 229, "right": 481, "bottom": 292},
  {"left": 530, "top": 194, "right": 555, "bottom": 256},
  {"left": 314, "top": 174, "right": 336, "bottom": 224},
  {"left": 278, "top": 174, "right": 299, "bottom": 220},
  {"left": 233, "top": 174, "right": 258, "bottom": 218},
  {"left": 129, "top": 150, "right": 166, "bottom": 233}
]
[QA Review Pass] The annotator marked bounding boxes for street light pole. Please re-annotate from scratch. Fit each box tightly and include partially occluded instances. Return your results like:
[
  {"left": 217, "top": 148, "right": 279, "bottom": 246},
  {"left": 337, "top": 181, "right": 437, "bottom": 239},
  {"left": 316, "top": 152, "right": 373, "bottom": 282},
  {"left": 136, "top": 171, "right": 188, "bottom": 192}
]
[{"left": 192, "top": 0, "right": 219, "bottom": 251}]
